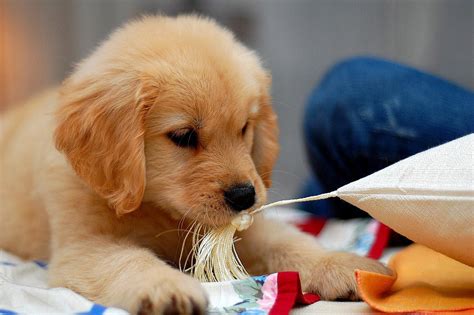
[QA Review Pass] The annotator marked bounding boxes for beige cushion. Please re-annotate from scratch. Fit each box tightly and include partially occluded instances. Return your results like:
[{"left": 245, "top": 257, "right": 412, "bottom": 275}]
[{"left": 337, "top": 134, "right": 474, "bottom": 266}]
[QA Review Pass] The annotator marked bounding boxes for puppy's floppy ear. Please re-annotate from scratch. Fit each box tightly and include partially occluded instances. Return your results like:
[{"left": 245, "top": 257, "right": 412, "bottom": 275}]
[
  {"left": 54, "top": 73, "right": 152, "bottom": 216},
  {"left": 252, "top": 72, "right": 279, "bottom": 188}
]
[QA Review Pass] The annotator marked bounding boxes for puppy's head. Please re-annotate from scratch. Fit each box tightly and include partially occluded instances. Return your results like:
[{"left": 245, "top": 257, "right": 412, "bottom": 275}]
[{"left": 55, "top": 15, "right": 279, "bottom": 226}]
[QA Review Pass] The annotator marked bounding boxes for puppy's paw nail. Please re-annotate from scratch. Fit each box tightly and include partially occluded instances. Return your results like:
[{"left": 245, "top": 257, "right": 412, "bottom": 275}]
[{"left": 137, "top": 298, "right": 153, "bottom": 315}]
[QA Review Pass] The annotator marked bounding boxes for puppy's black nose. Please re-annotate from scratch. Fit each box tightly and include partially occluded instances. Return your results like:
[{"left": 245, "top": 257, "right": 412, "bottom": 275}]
[{"left": 224, "top": 183, "right": 256, "bottom": 212}]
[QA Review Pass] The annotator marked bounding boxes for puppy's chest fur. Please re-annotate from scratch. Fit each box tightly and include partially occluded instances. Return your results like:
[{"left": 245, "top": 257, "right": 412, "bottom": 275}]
[{"left": 118, "top": 203, "right": 197, "bottom": 268}]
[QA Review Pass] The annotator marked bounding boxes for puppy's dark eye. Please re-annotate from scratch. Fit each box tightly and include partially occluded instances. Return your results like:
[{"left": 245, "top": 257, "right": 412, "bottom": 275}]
[
  {"left": 242, "top": 122, "right": 248, "bottom": 135},
  {"left": 167, "top": 129, "right": 198, "bottom": 148}
]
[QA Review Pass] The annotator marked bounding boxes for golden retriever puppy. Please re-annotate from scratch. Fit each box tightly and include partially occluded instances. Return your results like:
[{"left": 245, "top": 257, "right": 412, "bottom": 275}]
[{"left": 0, "top": 15, "right": 390, "bottom": 314}]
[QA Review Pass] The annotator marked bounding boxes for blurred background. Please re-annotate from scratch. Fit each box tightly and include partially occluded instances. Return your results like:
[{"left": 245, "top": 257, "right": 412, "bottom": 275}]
[{"left": 1, "top": 0, "right": 473, "bottom": 201}]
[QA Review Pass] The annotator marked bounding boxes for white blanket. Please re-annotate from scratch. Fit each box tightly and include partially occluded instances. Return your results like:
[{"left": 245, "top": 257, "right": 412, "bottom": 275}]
[{"left": 1, "top": 208, "right": 397, "bottom": 314}]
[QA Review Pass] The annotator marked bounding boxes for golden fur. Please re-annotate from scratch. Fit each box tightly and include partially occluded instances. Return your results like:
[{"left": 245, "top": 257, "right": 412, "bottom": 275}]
[{"left": 0, "top": 15, "right": 390, "bottom": 314}]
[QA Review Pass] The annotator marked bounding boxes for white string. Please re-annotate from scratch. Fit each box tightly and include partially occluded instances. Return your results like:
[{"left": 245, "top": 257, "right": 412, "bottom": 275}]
[
  {"left": 250, "top": 190, "right": 338, "bottom": 215},
  {"left": 189, "top": 190, "right": 339, "bottom": 282}
]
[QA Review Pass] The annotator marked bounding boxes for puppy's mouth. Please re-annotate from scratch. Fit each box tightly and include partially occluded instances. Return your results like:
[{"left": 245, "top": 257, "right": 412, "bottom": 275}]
[
  {"left": 175, "top": 180, "right": 266, "bottom": 228},
  {"left": 187, "top": 198, "right": 264, "bottom": 229}
]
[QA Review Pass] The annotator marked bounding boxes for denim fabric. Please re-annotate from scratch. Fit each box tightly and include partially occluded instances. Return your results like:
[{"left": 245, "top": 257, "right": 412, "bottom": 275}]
[{"left": 301, "top": 56, "right": 474, "bottom": 219}]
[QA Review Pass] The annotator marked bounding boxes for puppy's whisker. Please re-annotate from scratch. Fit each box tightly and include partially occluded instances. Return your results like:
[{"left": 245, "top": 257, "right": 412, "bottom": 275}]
[
  {"left": 179, "top": 204, "right": 197, "bottom": 225},
  {"left": 178, "top": 219, "right": 198, "bottom": 272},
  {"left": 262, "top": 179, "right": 288, "bottom": 189},
  {"left": 260, "top": 170, "right": 305, "bottom": 184},
  {"left": 185, "top": 221, "right": 207, "bottom": 273},
  {"left": 179, "top": 211, "right": 209, "bottom": 272},
  {"left": 264, "top": 169, "right": 300, "bottom": 176},
  {"left": 154, "top": 228, "right": 195, "bottom": 239},
  {"left": 204, "top": 209, "right": 215, "bottom": 228},
  {"left": 266, "top": 188, "right": 289, "bottom": 199},
  {"left": 178, "top": 205, "right": 198, "bottom": 236},
  {"left": 183, "top": 213, "right": 209, "bottom": 272}
]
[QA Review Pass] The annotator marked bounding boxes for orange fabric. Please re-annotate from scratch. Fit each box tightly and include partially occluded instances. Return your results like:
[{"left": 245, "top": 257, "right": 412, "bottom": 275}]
[{"left": 356, "top": 244, "right": 474, "bottom": 313}]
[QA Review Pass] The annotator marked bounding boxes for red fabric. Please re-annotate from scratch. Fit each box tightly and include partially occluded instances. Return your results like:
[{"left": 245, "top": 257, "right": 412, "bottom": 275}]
[
  {"left": 296, "top": 217, "right": 326, "bottom": 236},
  {"left": 269, "top": 272, "right": 319, "bottom": 315},
  {"left": 367, "top": 223, "right": 391, "bottom": 259}
]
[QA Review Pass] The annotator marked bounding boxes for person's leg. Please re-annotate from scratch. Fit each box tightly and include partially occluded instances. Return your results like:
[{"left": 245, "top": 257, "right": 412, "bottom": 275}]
[{"left": 301, "top": 56, "right": 474, "bottom": 219}]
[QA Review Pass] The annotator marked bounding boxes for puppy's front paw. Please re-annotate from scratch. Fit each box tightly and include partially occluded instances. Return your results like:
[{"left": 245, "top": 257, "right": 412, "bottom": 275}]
[
  {"left": 116, "top": 269, "right": 208, "bottom": 315},
  {"left": 301, "top": 252, "right": 392, "bottom": 301}
]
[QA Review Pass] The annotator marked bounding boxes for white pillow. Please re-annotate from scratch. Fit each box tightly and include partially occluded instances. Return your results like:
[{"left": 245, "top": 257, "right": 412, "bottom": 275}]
[{"left": 337, "top": 134, "right": 474, "bottom": 266}]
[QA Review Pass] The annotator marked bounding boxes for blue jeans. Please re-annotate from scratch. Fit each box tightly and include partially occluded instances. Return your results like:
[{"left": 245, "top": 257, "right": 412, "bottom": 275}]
[{"left": 302, "top": 57, "right": 474, "bottom": 219}]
